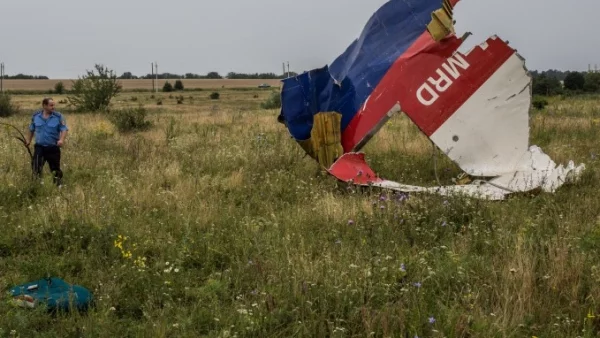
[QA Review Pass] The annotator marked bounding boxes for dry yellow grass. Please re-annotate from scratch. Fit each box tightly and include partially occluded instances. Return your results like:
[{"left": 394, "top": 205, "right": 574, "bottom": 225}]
[{"left": 1, "top": 78, "right": 282, "bottom": 91}]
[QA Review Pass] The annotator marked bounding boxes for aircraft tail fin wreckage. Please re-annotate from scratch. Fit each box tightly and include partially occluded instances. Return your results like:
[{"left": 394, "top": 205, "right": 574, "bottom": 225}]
[{"left": 277, "top": 0, "right": 585, "bottom": 200}]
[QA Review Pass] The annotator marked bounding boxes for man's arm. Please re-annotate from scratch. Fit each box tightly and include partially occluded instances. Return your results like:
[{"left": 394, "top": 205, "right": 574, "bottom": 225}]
[
  {"left": 25, "top": 115, "right": 35, "bottom": 147},
  {"left": 57, "top": 115, "right": 68, "bottom": 147},
  {"left": 25, "top": 130, "right": 34, "bottom": 147},
  {"left": 57, "top": 130, "right": 68, "bottom": 147}
]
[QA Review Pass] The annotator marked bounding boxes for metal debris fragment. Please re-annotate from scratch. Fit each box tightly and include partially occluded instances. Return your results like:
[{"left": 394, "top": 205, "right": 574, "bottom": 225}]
[{"left": 277, "top": 0, "right": 585, "bottom": 200}]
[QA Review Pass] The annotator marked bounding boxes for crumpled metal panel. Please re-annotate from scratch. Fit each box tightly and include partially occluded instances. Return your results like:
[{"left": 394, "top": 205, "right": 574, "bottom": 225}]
[{"left": 278, "top": 0, "right": 457, "bottom": 151}]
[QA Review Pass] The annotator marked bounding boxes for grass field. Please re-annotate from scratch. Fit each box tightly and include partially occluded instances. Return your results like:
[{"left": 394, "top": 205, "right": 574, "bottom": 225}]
[
  {"left": 1, "top": 89, "right": 600, "bottom": 337},
  {"left": 0, "top": 79, "right": 282, "bottom": 92}
]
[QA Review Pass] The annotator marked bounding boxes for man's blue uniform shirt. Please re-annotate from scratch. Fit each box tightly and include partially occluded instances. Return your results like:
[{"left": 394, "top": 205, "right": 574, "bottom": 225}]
[{"left": 29, "top": 111, "right": 68, "bottom": 147}]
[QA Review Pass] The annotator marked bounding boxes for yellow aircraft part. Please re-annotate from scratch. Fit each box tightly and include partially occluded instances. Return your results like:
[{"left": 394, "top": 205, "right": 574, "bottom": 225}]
[
  {"left": 297, "top": 112, "right": 344, "bottom": 168},
  {"left": 427, "top": 0, "right": 455, "bottom": 41}
]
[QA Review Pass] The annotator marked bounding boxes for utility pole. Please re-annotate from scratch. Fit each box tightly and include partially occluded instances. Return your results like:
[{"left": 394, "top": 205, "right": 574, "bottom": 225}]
[
  {"left": 0, "top": 62, "right": 4, "bottom": 93},
  {"left": 151, "top": 62, "right": 155, "bottom": 92},
  {"left": 287, "top": 61, "right": 290, "bottom": 78},
  {"left": 155, "top": 62, "right": 159, "bottom": 93},
  {"left": 282, "top": 62, "right": 286, "bottom": 78}
]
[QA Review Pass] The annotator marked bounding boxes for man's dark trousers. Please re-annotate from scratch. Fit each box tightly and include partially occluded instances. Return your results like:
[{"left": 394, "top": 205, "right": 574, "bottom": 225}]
[{"left": 32, "top": 144, "right": 63, "bottom": 186}]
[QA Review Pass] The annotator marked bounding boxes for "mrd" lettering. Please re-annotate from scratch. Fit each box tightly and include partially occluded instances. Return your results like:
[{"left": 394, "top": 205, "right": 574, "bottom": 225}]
[{"left": 416, "top": 54, "right": 470, "bottom": 106}]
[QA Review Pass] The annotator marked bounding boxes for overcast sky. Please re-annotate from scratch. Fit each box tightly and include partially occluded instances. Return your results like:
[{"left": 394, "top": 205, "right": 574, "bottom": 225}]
[{"left": 1, "top": 0, "right": 598, "bottom": 78}]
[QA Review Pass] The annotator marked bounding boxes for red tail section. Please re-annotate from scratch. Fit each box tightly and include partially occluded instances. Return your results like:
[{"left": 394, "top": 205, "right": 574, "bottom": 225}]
[
  {"left": 399, "top": 36, "right": 516, "bottom": 137},
  {"left": 340, "top": 32, "right": 464, "bottom": 152},
  {"left": 342, "top": 34, "right": 517, "bottom": 154}
]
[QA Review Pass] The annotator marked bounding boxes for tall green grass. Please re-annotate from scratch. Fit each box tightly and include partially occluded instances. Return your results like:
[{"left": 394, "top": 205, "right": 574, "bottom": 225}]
[{"left": 0, "top": 91, "right": 599, "bottom": 337}]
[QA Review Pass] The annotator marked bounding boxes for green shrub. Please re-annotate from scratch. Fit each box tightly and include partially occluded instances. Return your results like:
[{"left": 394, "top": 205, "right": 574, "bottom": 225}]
[
  {"left": 209, "top": 92, "right": 220, "bottom": 100},
  {"left": 67, "top": 64, "right": 122, "bottom": 112},
  {"left": 260, "top": 91, "right": 281, "bottom": 109},
  {"left": 107, "top": 106, "right": 152, "bottom": 132},
  {"left": 54, "top": 81, "right": 65, "bottom": 94},
  {"left": 174, "top": 80, "right": 184, "bottom": 91},
  {"left": 0, "top": 93, "right": 19, "bottom": 117},
  {"left": 163, "top": 81, "right": 173, "bottom": 92},
  {"left": 532, "top": 96, "right": 548, "bottom": 110}
]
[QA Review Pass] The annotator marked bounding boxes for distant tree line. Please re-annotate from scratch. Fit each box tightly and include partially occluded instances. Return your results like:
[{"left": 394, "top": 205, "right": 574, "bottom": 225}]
[
  {"left": 116, "top": 71, "right": 298, "bottom": 80},
  {"left": 529, "top": 70, "right": 569, "bottom": 81},
  {"left": 0, "top": 74, "right": 49, "bottom": 79},
  {"left": 0, "top": 71, "right": 298, "bottom": 80},
  {"left": 225, "top": 72, "right": 298, "bottom": 79},
  {"left": 531, "top": 70, "right": 600, "bottom": 96},
  {"left": 4, "top": 69, "right": 600, "bottom": 97}
]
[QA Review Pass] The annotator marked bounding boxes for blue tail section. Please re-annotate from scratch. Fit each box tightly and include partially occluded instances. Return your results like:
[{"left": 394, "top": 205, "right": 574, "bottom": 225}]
[{"left": 279, "top": 0, "right": 445, "bottom": 141}]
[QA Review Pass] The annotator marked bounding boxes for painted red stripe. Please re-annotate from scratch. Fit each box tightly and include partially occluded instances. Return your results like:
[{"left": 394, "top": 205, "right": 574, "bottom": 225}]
[
  {"left": 400, "top": 36, "right": 515, "bottom": 136},
  {"left": 341, "top": 32, "right": 515, "bottom": 151}
]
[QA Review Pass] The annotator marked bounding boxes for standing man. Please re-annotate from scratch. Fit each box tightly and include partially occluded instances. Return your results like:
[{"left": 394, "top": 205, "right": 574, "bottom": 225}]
[{"left": 25, "top": 98, "right": 69, "bottom": 186}]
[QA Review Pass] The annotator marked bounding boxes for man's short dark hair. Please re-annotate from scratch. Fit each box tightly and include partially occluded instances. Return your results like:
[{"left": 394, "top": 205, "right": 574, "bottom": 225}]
[{"left": 42, "top": 97, "right": 54, "bottom": 106}]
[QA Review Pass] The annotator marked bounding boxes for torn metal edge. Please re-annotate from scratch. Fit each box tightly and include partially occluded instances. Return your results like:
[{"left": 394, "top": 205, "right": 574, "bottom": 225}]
[{"left": 352, "top": 103, "right": 402, "bottom": 152}]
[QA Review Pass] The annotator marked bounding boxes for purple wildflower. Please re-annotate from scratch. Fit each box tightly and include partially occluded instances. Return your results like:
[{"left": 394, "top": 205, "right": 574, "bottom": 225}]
[
  {"left": 441, "top": 221, "right": 447, "bottom": 227},
  {"left": 400, "top": 263, "right": 406, "bottom": 272},
  {"left": 428, "top": 316, "right": 436, "bottom": 324},
  {"left": 396, "top": 193, "right": 409, "bottom": 202},
  {"left": 413, "top": 282, "right": 421, "bottom": 288},
  {"left": 348, "top": 219, "right": 354, "bottom": 225}
]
